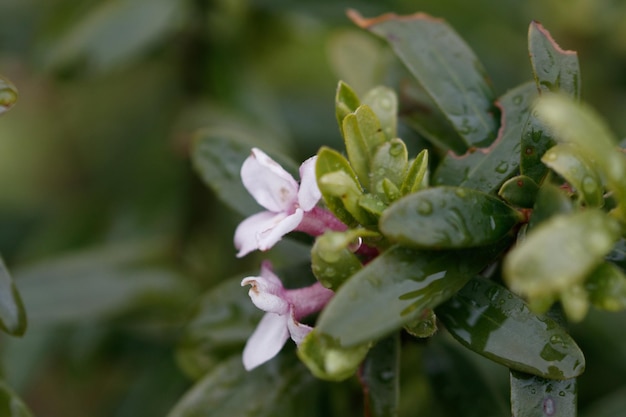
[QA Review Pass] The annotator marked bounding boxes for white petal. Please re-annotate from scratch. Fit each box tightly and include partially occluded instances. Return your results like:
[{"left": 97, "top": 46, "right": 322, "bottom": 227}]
[
  {"left": 255, "top": 209, "right": 303, "bottom": 251},
  {"left": 234, "top": 211, "right": 289, "bottom": 257},
  {"left": 297, "top": 156, "right": 322, "bottom": 211},
  {"left": 241, "top": 148, "right": 299, "bottom": 213},
  {"left": 286, "top": 308, "right": 313, "bottom": 345},
  {"left": 241, "top": 274, "right": 289, "bottom": 315},
  {"left": 242, "top": 312, "right": 290, "bottom": 370}
]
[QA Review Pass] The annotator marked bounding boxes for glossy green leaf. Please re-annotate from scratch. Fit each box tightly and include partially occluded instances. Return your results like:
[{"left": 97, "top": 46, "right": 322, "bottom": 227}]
[
  {"left": 403, "top": 308, "right": 437, "bottom": 338},
  {"left": 360, "top": 334, "right": 400, "bottom": 417},
  {"left": 370, "top": 139, "right": 408, "bottom": 202},
  {"left": 528, "top": 183, "right": 574, "bottom": 231},
  {"left": 316, "top": 242, "right": 508, "bottom": 347},
  {"left": 335, "top": 81, "right": 361, "bottom": 133},
  {"left": 311, "top": 230, "right": 367, "bottom": 291},
  {"left": 528, "top": 21, "right": 580, "bottom": 98},
  {"left": 0, "top": 258, "right": 26, "bottom": 336},
  {"left": 535, "top": 95, "right": 626, "bottom": 217},
  {"left": 400, "top": 149, "right": 429, "bottom": 195},
  {"left": 519, "top": 114, "right": 555, "bottom": 184},
  {"left": 342, "top": 105, "right": 387, "bottom": 189},
  {"left": 362, "top": 86, "right": 398, "bottom": 140},
  {"left": 315, "top": 146, "right": 362, "bottom": 226},
  {"left": 542, "top": 144, "right": 603, "bottom": 207},
  {"left": 298, "top": 330, "right": 370, "bottom": 381},
  {"left": 380, "top": 186, "right": 523, "bottom": 249},
  {"left": 498, "top": 175, "right": 540, "bottom": 208},
  {"left": 0, "top": 76, "right": 18, "bottom": 115},
  {"left": 437, "top": 278, "right": 585, "bottom": 379},
  {"left": 0, "top": 380, "right": 33, "bottom": 417},
  {"left": 585, "top": 262, "right": 626, "bottom": 312},
  {"left": 349, "top": 10, "right": 498, "bottom": 150},
  {"left": 177, "top": 276, "right": 262, "bottom": 379},
  {"left": 504, "top": 209, "right": 621, "bottom": 300},
  {"left": 510, "top": 371, "right": 577, "bottom": 417},
  {"left": 434, "top": 82, "right": 537, "bottom": 194},
  {"left": 168, "top": 355, "right": 314, "bottom": 417}
]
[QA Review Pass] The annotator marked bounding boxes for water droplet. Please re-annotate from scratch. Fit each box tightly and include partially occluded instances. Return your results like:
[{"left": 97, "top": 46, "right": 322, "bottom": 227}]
[
  {"left": 380, "top": 97, "right": 392, "bottom": 110},
  {"left": 320, "top": 250, "right": 340, "bottom": 263},
  {"left": 543, "top": 397, "right": 556, "bottom": 416},
  {"left": 544, "top": 151, "right": 557, "bottom": 162},
  {"left": 581, "top": 176, "right": 598, "bottom": 194},
  {"left": 513, "top": 94, "right": 523, "bottom": 105},
  {"left": 389, "top": 142, "right": 404, "bottom": 156},
  {"left": 0, "top": 88, "right": 17, "bottom": 114},
  {"left": 416, "top": 200, "right": 433, "bottom": 215},
  {"left": 454, "top": 188, "right": 467, "bottom": 198},
  {"left": 487, "top": 286, "right": 499, "bottom": 302},
  {"left": 558, "top": 391, "right": 566, "bottom": 397},
  {"left": 325, "top": 267, "right": 336, "bottom": 277},
  {"left": 550, "top": 335, "right": 565, "bottom": 347},
  {"left": 348, "top": 237, "right": 362, "bottom": 252},
  {"left": 495, "top": 161, "right": 509, "bottom": 174}
]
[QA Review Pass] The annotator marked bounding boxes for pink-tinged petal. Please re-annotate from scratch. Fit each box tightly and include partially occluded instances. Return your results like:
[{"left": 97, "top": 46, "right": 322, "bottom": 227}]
[
  {"left": 255, "top": 209, "right": 303, "bottom": 251},
  {"left": 287, "top": 281, "right": 335, "bottom": 319},
  {"left": 241, "top": 148, "right": 299, "bottom": 213},
  {"left": 242, "top": 312, "right": 290, "bottom": 370},
  {"left": 234, "top": 211, "right": 289, "bottom": 257},
  {"left": 297, "top": 156, "right": 322, "bottom": 211},
  {"left": 286, "top": 308, "right": 313, "bottom": 345},
  {"left": 242, "top": 274, "right": 289, "bottom": 315}
]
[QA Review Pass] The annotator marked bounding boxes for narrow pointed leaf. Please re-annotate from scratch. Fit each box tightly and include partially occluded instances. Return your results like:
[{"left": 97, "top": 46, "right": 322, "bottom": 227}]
[
  {"left": 437, "top": 278, "right": 585, "bottom": 379},
  {"left": 504, "top": 209, "right": 621, "bottom": 299},
  {"left": 336, "top": 81, "right": 360, "bottom": 132},
  {"left": 510, "top": 371, "right": 577, "bottom": 417},
  {"left": 316, "top": 242, "right": 508, "bottom": 347},
  {"left": 434, "top": 82, "right": 537, "bottom": 194},
  {"left": 360, "top": 333, "right": 400, "bottom": 417},
  {"left": 400, "top": 149, "right": 429, "bottom": 195},
  {"left": 349, "top": 10, "right": 498, "bottom": 150},
  {"left": 381, "top": 186, "right": 523, "bottom": 249},
  {"left": 0, "top": 258, "right": 26, "bottom": 336}
]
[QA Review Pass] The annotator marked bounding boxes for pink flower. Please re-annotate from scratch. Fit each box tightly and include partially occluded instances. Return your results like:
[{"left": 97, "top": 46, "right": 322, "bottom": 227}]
[
  {"left": 241, "top": 262, "right": 334, "bottom": 370},
  {"left": 234, "top": 148, "right": 321, "bottom": 257}
]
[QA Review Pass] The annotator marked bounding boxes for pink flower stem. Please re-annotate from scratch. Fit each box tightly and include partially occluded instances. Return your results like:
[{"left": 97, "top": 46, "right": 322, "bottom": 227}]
[
  {"left": 286, "top": 281, "right": 334, "bottom": 319},
  {"left": 295, "top": 206, "right": 348, "bottom": 236}
]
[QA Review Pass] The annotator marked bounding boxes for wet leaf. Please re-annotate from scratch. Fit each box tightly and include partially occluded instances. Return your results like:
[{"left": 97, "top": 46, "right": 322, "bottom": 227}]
[
  {"left": 362, "top": 86, "right": 398, "bottom": 140},
  {"left": 370, "top": 139, "right": 408, "bottom": 203},
  {"left": 0, "top": 380, "right": 33, "bottom": 417},
  {"left": 335, "top": 81, "right": 361, "bottom": 133},
  {"left": 437, "top": 278, "right": 585, "bottom": 379},
  {"left": 349, "top": 10, "right": 498, "bottom": 150},
  {"left": 342, "top": 105, "right": 387, "bottom": 190},
  {"left": 168, "top": 355, "right": 314, "bottom": 417},
  {"left": 380, "top": 186, "right": 523, "bottom": 249},
  {"left": 311, "top": 230, "right": 366, "bottom": 291},
  {"left": 585, "top": 262, "right": 626, "bottom": 312},
  {"left": 0, "top": 258, "right": 26, "bottom": 336},
  {"left": 298, "top": 330, "right": 370, "bottom": 382},
  {"left": 498, "top": 175, "right": 540, "bottom": 208},
  {"left": 0, "top": 76, "right": 18, "bottom": 115},
  {"left": 315, "top": 242, "right": 508, "bottom": 347},
  {"left": 510, "top": 371, "right": 577, "bottom": 417},
  {"left": 527, "top": 183, "right": 574, "bottom": 231},
  {"left": 400, "top": 149, "right": 429, "bottom": 195},
  {"left": 360, "top": 333, "right": 400, "bottom": 417},
  {"left": 542, "top": 144, "right": 603, "bottom": 207},
  {"left": 504, "top": 209, "right": 621, "bottom": 300},
  {"left": 434, "top": 82, "right": 537, "bottom": 194}
]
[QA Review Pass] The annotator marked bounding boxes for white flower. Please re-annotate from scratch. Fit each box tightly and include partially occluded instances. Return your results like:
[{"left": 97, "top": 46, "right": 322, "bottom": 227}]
[
  {"left": 241, "top": 262, "right": 333, "bottom": 370},
  {"left": 234, "top": 148, "right": 321, "bottom": 257}
]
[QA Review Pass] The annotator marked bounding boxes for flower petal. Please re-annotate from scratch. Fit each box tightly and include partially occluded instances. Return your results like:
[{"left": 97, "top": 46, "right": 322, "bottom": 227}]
[
  {"left": 256, "top": 209, "right": 303, "bottom": 251},
  {"left": 297, "top": 155, "right": 322, "bottom": 211},
  {"left": 286, "top": 308, "right": 313, "bottom": 345},
  {"left": 241, "top": 148, "right": 299, "bottom": 213},
  {"left": 242, "top": 312, "right": 290, "bottom": 370},
  {"left": 234, "top": 211, "right": 289, "bottom": 257},
  {"left": 242, "top": 273, "right": 289, "bottom": 315}
]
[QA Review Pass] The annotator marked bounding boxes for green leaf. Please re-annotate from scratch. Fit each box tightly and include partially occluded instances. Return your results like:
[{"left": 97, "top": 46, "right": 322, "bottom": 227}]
[
  {"left": 380, "top": 186, "right": 523, "bottom": 249},
  {"left": 534, "top": 95, "right": 626, "bottom": 218},
  {"left": 311, "top": 230, "right": 369, "bottom": 291},
  {"left": 542, "top": 143, "right": 603, "bottom": 207},
  {"left": 510, "top": 371, "right": 577, "bottom": 417},
  {"left": 315, "top": 242, "right": 508, "bottom": 347},
  {"left": 519, "top": 114, "right": 555, "bottom": 184},
  {"left": 335, "top": 81, "right": 361, "bottom": 133},
  {"left": 437, "top": 278, "right": 585, "bottom": 379},
  {"left": 400, "top": 149, "right": 429, "bottom": 195},
  {"left": 370, "top": 139, "right": 408, "bottom": 203},
  {"left": 0, "top": 76, "right": 18, "bottom": 115},
  {"left": 360, "top": 334, "right": 400, "bottom": 417},
  {"left": 297, "top": 330, "right": 370, "bottom": 381},
  {"left": 403, "top": 308, "right": 437, "bottom": 338},
  {"left": 498, "top": 175, "right": 540, "bottom": 208},
  {"left": 362, "top": 86, "right": 398, "bottom": 140},
  {"left": 349, "top": 10, "right": 498, "bottom": 150},
  {"left": 433, "top": 82, "right": 537, "bottom": 194},
  {"left": 0, "top": 380, "right": 34, "bottom": 417},
  {"left": 504, "top": 209, "right": 621, "bottom": 300},
  {"left": 585, "top": 262, "right": 626, "bottom": 312},
  {"left": 528, "top": 21, "right": 580, "bottom": 98},
  {"left": 527, "top": 183, "right": 574, "bottom": 231},
  {"left": 0, "top": 258, "right": 26, "bottom": 336},
  {"left": 342, "top": 105, "right": 387, "bottom": 190},
  {"left": 167, "top": 355, "right": 314, "bottom": 417}
]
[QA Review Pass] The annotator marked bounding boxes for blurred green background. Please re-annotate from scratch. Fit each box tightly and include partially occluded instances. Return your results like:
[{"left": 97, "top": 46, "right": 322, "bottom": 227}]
[{"left": 0, "top": 0, "right": 625, "bottom": 416}]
